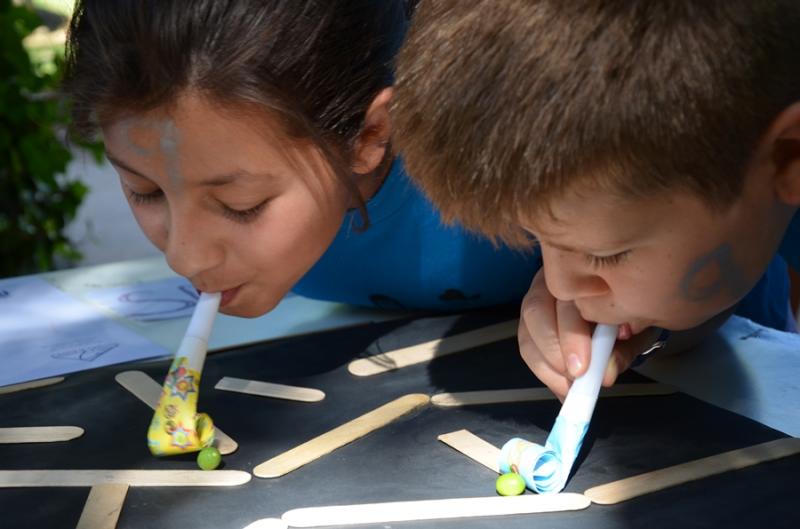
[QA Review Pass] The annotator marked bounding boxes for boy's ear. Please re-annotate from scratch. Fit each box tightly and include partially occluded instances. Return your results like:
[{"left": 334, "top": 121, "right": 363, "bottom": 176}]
[
  {"left": 352, "top": 88, "right": 393, "bottom": 175},
  {"left": 769, "top": 102, "right": 800, "bottom": 205}
]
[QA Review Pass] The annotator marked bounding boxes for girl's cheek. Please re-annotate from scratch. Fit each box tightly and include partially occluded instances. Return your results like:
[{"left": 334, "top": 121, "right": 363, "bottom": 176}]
[{"left": 132, "top": 206, "right": 169, "bottom": 251}]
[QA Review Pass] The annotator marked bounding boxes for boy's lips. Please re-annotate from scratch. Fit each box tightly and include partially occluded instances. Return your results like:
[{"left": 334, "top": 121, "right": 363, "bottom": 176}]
[
  {"left": 618, "top": 321, "right": 657, "bottom": 338},
  {"left": 219, "top": 285, "right": 242, "bottom": 307},
  {"left": 576, "top": 308, "right": 646, "bottom": 337},
  {"left": 617, "top": 323, "right": 634, "bottom": 340}
]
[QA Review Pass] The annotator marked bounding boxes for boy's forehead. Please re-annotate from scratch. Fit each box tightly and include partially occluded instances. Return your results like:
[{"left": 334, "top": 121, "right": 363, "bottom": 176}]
[
  {"left": 519, "top": 188, "right": 670, "bottom": 249},
  {"left": 520, "top": 185, "right": 628, "bottom": 230}
]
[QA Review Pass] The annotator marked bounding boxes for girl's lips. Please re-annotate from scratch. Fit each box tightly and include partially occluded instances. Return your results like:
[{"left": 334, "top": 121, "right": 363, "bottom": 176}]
[
  {"left": 220, "top": 286, "right": 241, "bottom": 307},
  {"left": 617, "top": 323, "right": 634, "bottom": 340}
]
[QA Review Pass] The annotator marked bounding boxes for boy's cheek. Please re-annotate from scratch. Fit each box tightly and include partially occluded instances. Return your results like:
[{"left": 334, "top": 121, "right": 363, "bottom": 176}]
[{"left": 659, "top": 298, "right": 735, "bottom": 331}]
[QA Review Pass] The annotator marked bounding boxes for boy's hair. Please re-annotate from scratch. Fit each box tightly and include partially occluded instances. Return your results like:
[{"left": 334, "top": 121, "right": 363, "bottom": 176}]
[
  {"left": 64, "top": 0, "right": 408, "bottom": 219},
  {"left": 393, "top": 0, "right": 800, "bottom": 246}
]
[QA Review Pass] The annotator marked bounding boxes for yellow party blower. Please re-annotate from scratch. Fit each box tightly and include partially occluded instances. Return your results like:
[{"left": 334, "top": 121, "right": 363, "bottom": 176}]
[{"left": 147, "top": 291, "right": 220, "bottom": 456}]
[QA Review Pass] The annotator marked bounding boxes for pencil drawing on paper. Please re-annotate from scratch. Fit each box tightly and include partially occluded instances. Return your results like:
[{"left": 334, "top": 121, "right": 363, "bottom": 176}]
[
  {"left": 50, "top": 341, "right": 120, "bottom": 362},
  {"left": 115, "top": 284, "right": 198, "bottom": 322}
]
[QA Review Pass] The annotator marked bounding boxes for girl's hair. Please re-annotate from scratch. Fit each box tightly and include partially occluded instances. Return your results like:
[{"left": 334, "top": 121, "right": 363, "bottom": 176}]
[{"left": 63, "top": 0, "right": 409, "bottom": 221}]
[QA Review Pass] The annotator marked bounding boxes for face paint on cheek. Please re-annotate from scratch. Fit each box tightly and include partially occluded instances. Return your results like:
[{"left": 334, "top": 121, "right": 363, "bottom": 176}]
[
  {"left": 158, "top": 120, "right": 183, "bottom": 185},
  {"left": 678, "top": 243, "right": 750, "bottom": 302}
]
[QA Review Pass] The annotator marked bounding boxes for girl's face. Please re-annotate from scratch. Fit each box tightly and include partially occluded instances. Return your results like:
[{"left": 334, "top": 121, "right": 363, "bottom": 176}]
[{"left": 103, "top": 94, "right": 352, "bottom": 317}]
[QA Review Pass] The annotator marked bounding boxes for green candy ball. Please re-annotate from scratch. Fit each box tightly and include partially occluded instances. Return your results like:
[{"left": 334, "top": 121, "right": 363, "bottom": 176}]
[
  {"left": 496, "top": 472, "right": 526, "bottom": 496},
  {"left": 197, "top": 446, "right": 222, "bottom": 470}
]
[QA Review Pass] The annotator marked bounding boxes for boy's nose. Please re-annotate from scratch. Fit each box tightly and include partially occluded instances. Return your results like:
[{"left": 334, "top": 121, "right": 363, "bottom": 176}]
[{"left": 541, "top": 249, "right": 609, "bottom": 302}]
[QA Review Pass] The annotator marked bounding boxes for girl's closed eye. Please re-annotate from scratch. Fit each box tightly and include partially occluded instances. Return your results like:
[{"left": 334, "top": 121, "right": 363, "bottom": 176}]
[
  {"left": 125, "top": 180, "right": 269, "bottom": 225},
  {"left": 126, "top": 187, "right": 164, "bottom": 205},
  {"left": 220, "top": 198, "right": 270, "bottom": 224},
  {"left": 586, "top": 250, "right": 631, "bottom": 269}
]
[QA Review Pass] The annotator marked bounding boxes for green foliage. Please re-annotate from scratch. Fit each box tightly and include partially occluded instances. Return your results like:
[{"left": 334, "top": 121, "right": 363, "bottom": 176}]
[{"left": 0, "top": 0, "right": 100, "bottom": 277}]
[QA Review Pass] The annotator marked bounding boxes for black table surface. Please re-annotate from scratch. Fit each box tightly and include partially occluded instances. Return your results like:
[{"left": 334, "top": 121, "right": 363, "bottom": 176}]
[{"left": 1, "top": 309, "right": 797, "bottom": 528}]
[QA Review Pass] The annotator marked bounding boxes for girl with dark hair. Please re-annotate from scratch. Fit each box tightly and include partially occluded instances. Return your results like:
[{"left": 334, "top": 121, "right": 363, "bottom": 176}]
[{"left": 62, "top": 0, "right": 540, "bottom": 317}]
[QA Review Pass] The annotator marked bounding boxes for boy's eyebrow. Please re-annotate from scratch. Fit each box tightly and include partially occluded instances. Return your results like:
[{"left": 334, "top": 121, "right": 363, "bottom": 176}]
[
  {"left": 523, "top": 224, "right": 638, "bottom": 254},
  {"left": 106, "top": 152, "right": 276, "bottom": 186},
  {"left": 542, "top": 239, "right": 632, "bottom": 254},
  {"left": 547, "top": 241, "right": 581, "bottom": 253},
  {"left": 544, "top": 241, "right": 605, "bottom": 254},
  {"left": 521, "top": 227, "right": 597, "bottom": 253}
]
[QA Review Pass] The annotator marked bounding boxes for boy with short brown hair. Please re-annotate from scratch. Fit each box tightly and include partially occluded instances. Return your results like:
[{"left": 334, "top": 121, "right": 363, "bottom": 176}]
[{"left": 393, "top": 0, "right": 800, "bottom": 398}]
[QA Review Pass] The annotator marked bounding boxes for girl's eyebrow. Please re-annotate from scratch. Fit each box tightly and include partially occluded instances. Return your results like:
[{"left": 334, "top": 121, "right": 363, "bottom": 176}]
[
  {"left": 106, "top": 152, "right": 277, "bottom": 186},
  {"left": 106, "top": 153, "right": 151, "bottom": 180},
  {"left": 196, "top": 170, "right": 278, "bottom": 187}
]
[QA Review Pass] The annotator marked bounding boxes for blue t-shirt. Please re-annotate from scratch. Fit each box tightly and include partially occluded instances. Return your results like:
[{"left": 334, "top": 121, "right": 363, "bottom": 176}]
[
  {"left": 779, "top": 210, "right": 800, "bottom": 272},
  {"left": 732, "top": 210, "right": 799, "bottom": 332},
  {"left": 293, "top": 158, "right": 540, "bottom": 310}
]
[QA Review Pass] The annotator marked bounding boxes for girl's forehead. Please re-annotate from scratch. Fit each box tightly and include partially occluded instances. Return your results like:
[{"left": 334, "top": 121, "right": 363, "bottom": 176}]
[
  {"left": 104, "top": 98, "right": 335, "bottom": 191},
  {"left": 106, "top": 98, "right": 303, "bottom": 168},
  {"left": 106, "top": 93, "right": 286, "bottom": 143}
]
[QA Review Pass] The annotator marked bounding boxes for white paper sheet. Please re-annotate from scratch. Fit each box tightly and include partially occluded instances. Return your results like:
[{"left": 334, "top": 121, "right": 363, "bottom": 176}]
[
  {"left": 0, "top": 276, "right": 169, "bottom": 387},
  {"left": 636, "top": 315, "right": 800, "bottom": 437},
  {"left": 83, "top": 277, "right": 199, "bottom": 322},
  {"left": 79, "top": 275, "right": 399, "bottom": 353}
]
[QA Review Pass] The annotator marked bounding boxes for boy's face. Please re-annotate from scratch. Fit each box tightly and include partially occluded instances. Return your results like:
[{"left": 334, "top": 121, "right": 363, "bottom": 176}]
[
  {"left": 524, "top": 170, "right": 790, "bottom": 334},
  {"left": 102, "top": 94, "right": 351, "bottom": 317}
]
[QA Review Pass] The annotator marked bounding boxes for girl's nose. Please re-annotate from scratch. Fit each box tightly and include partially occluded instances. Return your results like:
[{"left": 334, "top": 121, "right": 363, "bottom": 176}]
[{"left": 164, "top": 214, "right": 223, "bottom": 283}]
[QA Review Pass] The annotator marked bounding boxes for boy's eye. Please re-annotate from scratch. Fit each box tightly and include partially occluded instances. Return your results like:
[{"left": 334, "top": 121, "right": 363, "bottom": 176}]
[
  {"left": 221, "top": 199, "right": 269, "bottom": 224},
  {"left": 126, "top": 188, "right": 164, "bottom": 205},
  {"left": 586, "top": 250, "right": 631, "bottom": 269}
]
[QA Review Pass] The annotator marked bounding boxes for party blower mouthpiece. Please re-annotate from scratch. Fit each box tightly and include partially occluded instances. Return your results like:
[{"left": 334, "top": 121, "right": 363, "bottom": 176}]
[
  {"left": 499, "top": 323, "right": 618, "bottom": 493},
  {"left": 147, "top": 291, "right": 220, "bottom": 456}
]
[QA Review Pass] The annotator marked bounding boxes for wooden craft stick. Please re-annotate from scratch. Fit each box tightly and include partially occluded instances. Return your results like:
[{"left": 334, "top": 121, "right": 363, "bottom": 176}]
[
  {"left": 115, "top": 371, "right": 238, "bottom": 455},
  {"left": 437, "top": 429, "right": 501, "bottom": 473},
  {"left": 348, "top": 320, "right": 518, "bottom": 376},
  {"left": 432, "top": 383, "right": 675, "bottom": 407},
  {"left": 281, "top": 493, "right": 591, "bottom": 526},
  {"left": 0, "top": 376, "right": 64, "bottom": 395},
  {"left": 584, "top": 437, "right": 800, "bottom": 505},
  {"left": 215, "top": 376, "right": 325, "bottom": 403},
  {"left": 0, "top": 469, "right": 251, "bottom": 488},
  {"left": 75, "top": 484, "right": 128, "bottom": 529},
  {"left": 0, "top": 426, "right": 84, "bottom": 444},
  {"left": 254, "top": 393, "right": 430, "bottom": 478},
  {"left": 242, "top": 519, "right": 289, "bottom": 529}
]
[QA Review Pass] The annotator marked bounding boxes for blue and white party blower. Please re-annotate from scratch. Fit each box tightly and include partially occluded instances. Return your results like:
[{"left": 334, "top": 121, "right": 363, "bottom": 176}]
[{"left": 499, "top": 323, "right": 618, "bottom": 493}]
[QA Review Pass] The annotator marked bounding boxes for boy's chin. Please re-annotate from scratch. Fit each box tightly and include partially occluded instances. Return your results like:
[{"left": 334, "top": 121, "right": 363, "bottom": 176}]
[{"left": 659, "top": 310, "right": 731, "bottom": 333}]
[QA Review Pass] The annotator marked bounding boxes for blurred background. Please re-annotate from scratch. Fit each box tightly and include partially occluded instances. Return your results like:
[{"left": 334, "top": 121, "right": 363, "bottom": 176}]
[{"left": 1, "top": 0, "right": 158, "bottom": 280}]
